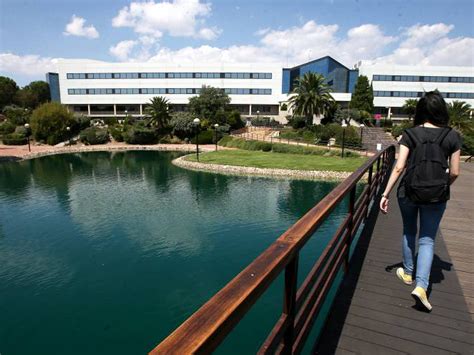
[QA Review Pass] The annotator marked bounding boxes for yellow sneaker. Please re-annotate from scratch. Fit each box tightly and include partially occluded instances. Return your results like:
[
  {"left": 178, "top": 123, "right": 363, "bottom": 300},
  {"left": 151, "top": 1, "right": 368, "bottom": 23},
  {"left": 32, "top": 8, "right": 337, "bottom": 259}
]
[
  {"left": 411, "top": 287, "right": 432, "bottom": 312},
  {"left": 396, "top": 267, "right": 413, "bottom": 285}
]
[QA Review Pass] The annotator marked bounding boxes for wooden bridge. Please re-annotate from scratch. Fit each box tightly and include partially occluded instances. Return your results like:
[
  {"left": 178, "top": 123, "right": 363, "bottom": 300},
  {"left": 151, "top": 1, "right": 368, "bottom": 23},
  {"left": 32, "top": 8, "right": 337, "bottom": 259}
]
[{"left": 149, "top": 146, "right": 473, "bottom": 354}]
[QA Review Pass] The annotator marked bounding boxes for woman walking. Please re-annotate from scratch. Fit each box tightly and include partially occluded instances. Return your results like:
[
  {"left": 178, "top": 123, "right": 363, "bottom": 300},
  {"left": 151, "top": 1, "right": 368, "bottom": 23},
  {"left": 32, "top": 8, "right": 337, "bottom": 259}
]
[{"left": 379, "top": 91, "right": 461, "bottom": 312}]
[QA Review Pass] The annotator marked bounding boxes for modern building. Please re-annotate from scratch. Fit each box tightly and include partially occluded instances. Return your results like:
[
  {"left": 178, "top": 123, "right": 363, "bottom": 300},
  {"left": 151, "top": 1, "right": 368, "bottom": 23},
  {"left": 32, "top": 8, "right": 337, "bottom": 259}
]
[{"left": 47, "top": 56, "right": 474, "bottom": 122}]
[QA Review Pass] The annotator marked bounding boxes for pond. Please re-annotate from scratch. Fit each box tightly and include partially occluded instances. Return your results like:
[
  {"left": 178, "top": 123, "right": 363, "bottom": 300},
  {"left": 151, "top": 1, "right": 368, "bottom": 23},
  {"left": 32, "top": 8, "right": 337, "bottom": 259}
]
[{"left": 0, "top": 151, "right": 351, "bottom": 354}]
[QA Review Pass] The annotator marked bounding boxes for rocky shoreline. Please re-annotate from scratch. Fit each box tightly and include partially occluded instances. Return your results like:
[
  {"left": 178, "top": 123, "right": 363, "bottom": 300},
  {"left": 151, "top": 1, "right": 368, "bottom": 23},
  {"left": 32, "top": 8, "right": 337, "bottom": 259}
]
[{"left": 172, "top": 154, "right": 354, "bottom": 181}]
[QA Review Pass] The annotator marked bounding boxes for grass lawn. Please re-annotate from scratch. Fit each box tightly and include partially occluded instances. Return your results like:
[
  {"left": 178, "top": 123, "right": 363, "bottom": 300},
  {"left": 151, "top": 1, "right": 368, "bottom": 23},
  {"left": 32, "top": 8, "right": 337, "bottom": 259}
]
[{"left": 186, "top": 150, "right": 367, "bottom": 172}]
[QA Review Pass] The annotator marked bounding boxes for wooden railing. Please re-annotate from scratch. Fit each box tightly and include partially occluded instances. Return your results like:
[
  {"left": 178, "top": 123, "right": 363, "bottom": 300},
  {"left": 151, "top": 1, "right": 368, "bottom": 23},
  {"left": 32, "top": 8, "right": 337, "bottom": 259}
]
[{"left": 150, "top": 145, "right": 396, "bottom": 354}]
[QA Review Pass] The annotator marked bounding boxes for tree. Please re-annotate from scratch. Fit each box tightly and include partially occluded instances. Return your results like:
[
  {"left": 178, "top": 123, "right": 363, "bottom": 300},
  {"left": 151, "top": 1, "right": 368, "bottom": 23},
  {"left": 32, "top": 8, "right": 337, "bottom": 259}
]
[
  {"left": 0, "top": 76, "right": 19, "bottom": 109},
  {"left": 447, "top": 101, "right": 473, "bottom": 134},
  {"left": 188, "top": 86, "right": 231, "bottom": 123},
  {"left": 144, "top": 96, "right": 171, "bottom": 130},
  {"left": 334, "top": 108, "right": 361, "bottom": 125},
  {"left": 402, "top": 99, "right": 418, "bottom": 120},
  {"left": 288, "top": 72, "right": 334, "bottom": 125},
  {"left": 16, "top": 81, "right": 51, "bottom": 108},
  {"left": 170, "top": 111, "right": 195, "bottom": 139},
  {"left": 350, "top": 75, "right": 374, "bottom": 114},
  {"left": 30, "top": 102, "right": 76, "bottom": 145}
]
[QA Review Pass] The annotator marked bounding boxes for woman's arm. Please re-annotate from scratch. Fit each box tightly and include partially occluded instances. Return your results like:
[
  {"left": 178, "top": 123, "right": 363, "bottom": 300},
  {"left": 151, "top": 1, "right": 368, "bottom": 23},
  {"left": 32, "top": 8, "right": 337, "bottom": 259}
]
[
  {"left": 379, "top": 145, "right": 410, "bottom": 214},
  {"left": 449, "top": 149, "right": 461, "bottom": 185}
]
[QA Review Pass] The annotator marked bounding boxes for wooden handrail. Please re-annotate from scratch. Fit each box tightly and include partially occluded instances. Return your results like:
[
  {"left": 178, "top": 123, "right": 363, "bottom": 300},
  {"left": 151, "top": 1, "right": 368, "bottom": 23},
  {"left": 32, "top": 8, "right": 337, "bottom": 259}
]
[{"left": 150, "top": 145, "right": 396, "bottom": 354}]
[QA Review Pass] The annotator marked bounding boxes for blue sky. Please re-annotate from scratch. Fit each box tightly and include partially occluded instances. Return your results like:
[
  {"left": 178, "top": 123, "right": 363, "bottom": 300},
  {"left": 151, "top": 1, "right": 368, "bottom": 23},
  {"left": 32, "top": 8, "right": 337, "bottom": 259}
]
[{"left": 1, "top": 0, "right": 473, "bottom": 86}]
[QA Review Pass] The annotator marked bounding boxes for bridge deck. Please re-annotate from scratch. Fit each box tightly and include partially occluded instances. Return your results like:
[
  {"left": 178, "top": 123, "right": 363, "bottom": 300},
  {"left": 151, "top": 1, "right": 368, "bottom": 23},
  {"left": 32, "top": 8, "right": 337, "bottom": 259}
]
[{"left": 316, "top": 163, "right": 474, "bottom": 354}]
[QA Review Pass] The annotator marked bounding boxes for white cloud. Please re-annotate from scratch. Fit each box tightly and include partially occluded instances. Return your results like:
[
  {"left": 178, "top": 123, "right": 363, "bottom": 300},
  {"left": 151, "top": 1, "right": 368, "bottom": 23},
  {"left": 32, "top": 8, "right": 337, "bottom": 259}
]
[
  {"left": 63, "top": 15, "right": 99, "bottom": 39},
  {"left": 109, "top": 40, "right": 138, "bottom": 61},
  {"left": 0, "top": 53, "right": 59, "bottom": 76},
  {"left": 374, "top": 23, "right": 474, "bottom": 66},
  {"left": 2, "top": 21, "right": 472, "bottom": 84},
  {"left": 112, "top": 0, "right": 220, "bottom": 40},
  {"left": 144, "top": 21, "right": 472, "bottom": 68}
]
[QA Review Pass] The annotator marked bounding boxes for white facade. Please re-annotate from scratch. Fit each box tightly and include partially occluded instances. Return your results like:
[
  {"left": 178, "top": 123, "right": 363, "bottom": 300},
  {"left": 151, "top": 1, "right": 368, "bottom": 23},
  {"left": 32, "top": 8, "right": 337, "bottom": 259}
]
[
  {"left": 55, "top": 59, "right": 287, "bottom": 118},
  {"left": 51, "top": 59, "right": 474, "bottom": 121},
  {"left": 358, "top": 62, "right": 474, "bottom": 109}
]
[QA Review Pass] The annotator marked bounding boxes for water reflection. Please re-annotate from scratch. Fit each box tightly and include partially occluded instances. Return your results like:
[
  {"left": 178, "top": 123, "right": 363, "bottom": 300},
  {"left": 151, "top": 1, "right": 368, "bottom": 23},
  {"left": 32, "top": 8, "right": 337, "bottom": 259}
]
[{"left": 0, "top": 151, "right": 341, "bottom": 355}]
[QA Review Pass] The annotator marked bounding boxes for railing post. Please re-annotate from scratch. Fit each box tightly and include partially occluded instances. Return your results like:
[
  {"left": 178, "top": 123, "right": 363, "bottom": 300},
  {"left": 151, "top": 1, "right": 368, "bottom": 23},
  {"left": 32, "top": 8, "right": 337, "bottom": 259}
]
[
  {"left": 345, "top": 186, "right": 356, "bottom": 272},
  {"left": 366, "top": 165, "right": 373, "bottom": 219},
  {"left": 282, "top": 254, "right": 299, "bottom": 354}
]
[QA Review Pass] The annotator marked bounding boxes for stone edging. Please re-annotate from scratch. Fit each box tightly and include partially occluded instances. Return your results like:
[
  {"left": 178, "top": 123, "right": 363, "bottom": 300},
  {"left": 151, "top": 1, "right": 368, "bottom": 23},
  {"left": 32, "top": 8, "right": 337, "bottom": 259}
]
[{"left": 172, "top": 154, "right": 354, "bottom": 181}]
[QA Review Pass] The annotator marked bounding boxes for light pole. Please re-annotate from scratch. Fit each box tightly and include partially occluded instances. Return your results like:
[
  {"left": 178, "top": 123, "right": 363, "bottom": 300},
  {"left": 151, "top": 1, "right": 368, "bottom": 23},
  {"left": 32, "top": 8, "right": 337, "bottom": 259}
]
[
  {"left": 341, "top": 122, "right": 347, "bottom": 158},
  {"left": 359, "top": 123, "right": 364, "bottom": 147},
  {"left": 24, "top": 123, "right": 31, "bottom": 152},
  {"left": 213, "top": 123, "right": 219, "bottom": 151},
  {"left": 66, "top": 126, "right": 71, "bottom": 146},
  {"left": 193, "top": 118, "right": 201, "bottom": 161}
]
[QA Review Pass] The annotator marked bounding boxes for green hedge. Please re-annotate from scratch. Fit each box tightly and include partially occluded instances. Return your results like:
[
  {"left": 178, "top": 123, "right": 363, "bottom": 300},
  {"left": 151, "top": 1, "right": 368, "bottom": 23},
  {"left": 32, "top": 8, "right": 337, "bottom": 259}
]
[
  {"left": 0, "top": 121, "right": 16, "bottom": 135},
  {"left": 190, "top": 130, "right": 214, "bottom": 144},
  {"left": 80, "top": 127, "right": 110, "bottom": 145},
  {"left": 124, "top": 126, "right": 158, "bottom": 144},
  {"left": 2, "top": 133, "right": 27, "bottom": 145},
  {"left": 110, "top": 126, "right": 124, "bottom": 142},
  {"left": 218, "top": 136, "right": 349, "bottom": 157}
]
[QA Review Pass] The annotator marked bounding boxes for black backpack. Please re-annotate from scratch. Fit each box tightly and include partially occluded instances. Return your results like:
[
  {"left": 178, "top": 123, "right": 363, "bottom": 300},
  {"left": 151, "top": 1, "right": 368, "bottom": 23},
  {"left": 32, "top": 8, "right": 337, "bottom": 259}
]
[{"left": 404, "top": 127, "right": 452, "bottom": 204}]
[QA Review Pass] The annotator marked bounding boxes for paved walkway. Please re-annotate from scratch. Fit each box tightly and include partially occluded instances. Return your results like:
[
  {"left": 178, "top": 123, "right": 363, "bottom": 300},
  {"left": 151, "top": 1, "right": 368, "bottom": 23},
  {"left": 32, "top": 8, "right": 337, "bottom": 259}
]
[{"left": 316, "top": 162, "right": 474, "bottom": 354}]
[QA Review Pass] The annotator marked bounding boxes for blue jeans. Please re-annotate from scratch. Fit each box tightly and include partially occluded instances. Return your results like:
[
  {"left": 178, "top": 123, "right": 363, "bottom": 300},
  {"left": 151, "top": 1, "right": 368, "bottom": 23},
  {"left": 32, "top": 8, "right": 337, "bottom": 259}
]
[{"left": 398, "top": 197, "right": 446, "bottom": 290}]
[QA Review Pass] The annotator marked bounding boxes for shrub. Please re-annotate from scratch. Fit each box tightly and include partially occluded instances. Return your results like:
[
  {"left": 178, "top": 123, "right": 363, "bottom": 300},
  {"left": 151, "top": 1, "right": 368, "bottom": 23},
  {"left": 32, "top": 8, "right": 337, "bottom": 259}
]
[
  {"left": 110, "top": 126, "right": 124, "bottom": 142},
  {"left": 2, "top": 133, "right": 26, "bottom": 145},
  {"left": 287, "top": 116, "right": 307, "bottom": 129},
  {"left": 14, "top": 125, "right": 28, "bottom": 136},
  {"left": 124, "top": 126, "right": 158, "bottom": 144},
  {"left": 391, "top": 120, "right": 413, "bottom": 138},
  {"left": 336, "top": 126, "right": 361, "bottom": 146},
  {"left": 102, "top": 117, "right": 119, "bottom": 126},
  {"left": 80, "top": 127, "right": 110, "bottom": 145},
  {"left": 170, "top": 112, "right": 195, "bottom": 139},
  {"left": 72, "top": 115, "right": 91, "bottom": 132},
  {"left": 190, "top": 130, "right": 214, "bottom": 144},
  {"left": 0, "top": 120, "right": 16, "bottom": 135},
  {"left": 462, "top": 134, "right": 474, "bottom": 155},
  {"left": 260, "top": 142, "right": 272, "bottom": 152},
  {"left": 226, "top": 110, "right": 245, "bottom": 129},
  {"left": 2, "top": 105, "right": 30, "bottom": 125},
  {"left": 217, "top": 135, "right": 233, "bottom": 146},
  {"left": 30, "top": 102, "right": 75, "bottom": 145}
]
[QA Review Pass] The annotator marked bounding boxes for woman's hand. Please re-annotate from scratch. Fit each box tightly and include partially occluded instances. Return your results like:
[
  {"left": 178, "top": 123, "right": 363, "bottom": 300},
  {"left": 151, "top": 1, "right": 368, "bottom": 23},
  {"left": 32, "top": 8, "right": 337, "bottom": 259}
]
[{"left": 380, "top": 196, "right": 389, "bottom": 214}]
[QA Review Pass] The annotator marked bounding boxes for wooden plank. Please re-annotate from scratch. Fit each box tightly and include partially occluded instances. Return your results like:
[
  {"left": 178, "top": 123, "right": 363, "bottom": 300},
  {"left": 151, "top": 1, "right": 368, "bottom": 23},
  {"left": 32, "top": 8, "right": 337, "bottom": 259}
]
[
  {"left": 329, "top": 323, "right": 458, "bottom": 355},
  {"left": 333, "top": 293, "right": 474, "bottom": 333},
  {"left": 346, "top": 303, "right": 474, "bottom": 345},
  {"left": 341, "top": 314, "right": 472, "bottom": 354}
]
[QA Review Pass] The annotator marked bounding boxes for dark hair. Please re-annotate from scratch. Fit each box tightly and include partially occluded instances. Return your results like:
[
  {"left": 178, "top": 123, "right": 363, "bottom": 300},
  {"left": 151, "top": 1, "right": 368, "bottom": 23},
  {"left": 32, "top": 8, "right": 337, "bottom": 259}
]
[{"left": 414, "top": 91, "right": 449, "bottom": 127}]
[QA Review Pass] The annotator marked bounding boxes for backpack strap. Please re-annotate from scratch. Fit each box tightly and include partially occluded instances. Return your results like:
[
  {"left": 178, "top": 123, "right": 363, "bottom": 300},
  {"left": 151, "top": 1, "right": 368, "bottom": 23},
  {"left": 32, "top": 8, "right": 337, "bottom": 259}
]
[{"left": 435, "top": 127, "right": 452, "bottom": 144}]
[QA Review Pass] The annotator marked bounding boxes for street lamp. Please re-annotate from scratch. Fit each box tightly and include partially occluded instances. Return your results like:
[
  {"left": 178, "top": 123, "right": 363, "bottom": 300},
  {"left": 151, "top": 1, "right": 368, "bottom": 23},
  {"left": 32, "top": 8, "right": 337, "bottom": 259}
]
[
  {"left": 66, "top": 126, "right": 71, "bottom": 146},
  {"left": 341, "top": 122, "right": 347, "bottom": 158},
  {"left": 359, "top": 123, "right": 365, "bottom": 146},
  {"left": 24, "top": 123, "right": 31, "bottom": 152},
  {"left": 213, "top": 123, "right": 219, "bottom": 151},
  {"left": 193, "top": 118, "right": 201, "bottom": 161}
]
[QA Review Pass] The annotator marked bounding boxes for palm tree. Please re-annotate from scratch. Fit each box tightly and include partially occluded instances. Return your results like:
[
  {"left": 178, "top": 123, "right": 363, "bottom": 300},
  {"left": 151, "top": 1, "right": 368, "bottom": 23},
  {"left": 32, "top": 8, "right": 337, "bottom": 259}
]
[
  {"left": 288, "top": 72, "right": 334, "bottom": 125},
  {"left": 447, "top": 100, "right": 473, "bottom": 134},
  {"left": 145, "top": 96, "right": 171, "bottom": 130},
  {"left": 402, "top": 99, "right": 418, "bottom": 120}
]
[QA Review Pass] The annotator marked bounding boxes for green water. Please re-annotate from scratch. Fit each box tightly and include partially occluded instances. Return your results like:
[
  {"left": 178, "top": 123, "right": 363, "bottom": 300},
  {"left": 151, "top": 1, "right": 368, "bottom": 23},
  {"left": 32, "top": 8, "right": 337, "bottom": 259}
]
[{"left": 0, "top": 151, "right": 350, "bottom": 354}]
